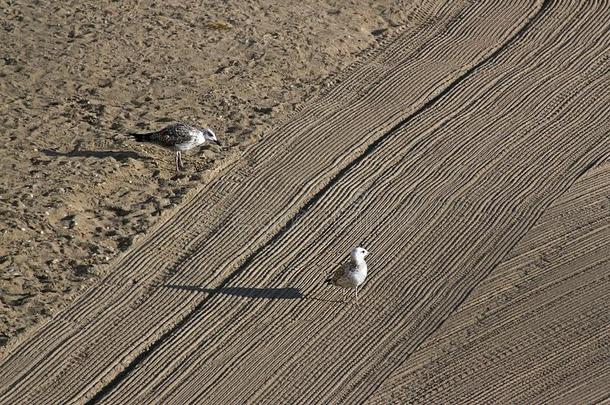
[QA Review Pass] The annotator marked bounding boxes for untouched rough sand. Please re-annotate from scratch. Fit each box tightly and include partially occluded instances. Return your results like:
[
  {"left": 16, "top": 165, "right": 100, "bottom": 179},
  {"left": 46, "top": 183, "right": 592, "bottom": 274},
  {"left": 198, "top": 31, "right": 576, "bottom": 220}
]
[
  {"left": 0, "top": 0, "right": 410, "bottom": 346},
  {"left": 1, "top": 0, "right": 610, "bottom": 403}
]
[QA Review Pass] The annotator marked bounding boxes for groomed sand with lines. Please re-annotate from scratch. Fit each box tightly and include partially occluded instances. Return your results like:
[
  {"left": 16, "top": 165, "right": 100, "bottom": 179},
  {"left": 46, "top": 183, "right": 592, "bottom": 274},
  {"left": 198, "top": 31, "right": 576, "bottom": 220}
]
[
  {"left": 0, "top": 0, "right": 409, "bottom": 347},
  {"left": 1, "top": 0, "right": 609, "bottom": 403}
]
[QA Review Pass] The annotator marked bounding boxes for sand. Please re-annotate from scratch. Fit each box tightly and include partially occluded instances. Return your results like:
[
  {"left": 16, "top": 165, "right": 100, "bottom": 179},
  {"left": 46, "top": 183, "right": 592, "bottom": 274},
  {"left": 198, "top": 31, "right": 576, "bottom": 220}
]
[
  {"left": 1, "top": 0, "right": 609, "bottom": 403},
  {"left": 0, "top": 0, "right": 409, "bottom": 346}
]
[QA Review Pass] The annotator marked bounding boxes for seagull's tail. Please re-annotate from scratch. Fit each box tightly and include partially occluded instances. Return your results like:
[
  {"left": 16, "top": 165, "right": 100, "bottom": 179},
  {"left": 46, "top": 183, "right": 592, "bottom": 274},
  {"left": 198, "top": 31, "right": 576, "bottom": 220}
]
[{"left": 128, "top": 132, "right": 154, "bottom": 142}]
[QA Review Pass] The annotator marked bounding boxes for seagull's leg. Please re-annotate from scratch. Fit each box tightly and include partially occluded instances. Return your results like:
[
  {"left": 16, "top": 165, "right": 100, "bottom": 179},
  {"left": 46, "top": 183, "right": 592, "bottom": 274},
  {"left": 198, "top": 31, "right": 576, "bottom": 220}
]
[
  {"left": 355, "top": 287, "right": 358, "bottom": 306},
  {"left": 175, "top": 151, "right": 180, "bottom": 172},
  {"left": 342, "top": 289, "right": 347, "bottom": 303},
  {"left": 178, "top": 151, "right": 184, "bottom": 169}
]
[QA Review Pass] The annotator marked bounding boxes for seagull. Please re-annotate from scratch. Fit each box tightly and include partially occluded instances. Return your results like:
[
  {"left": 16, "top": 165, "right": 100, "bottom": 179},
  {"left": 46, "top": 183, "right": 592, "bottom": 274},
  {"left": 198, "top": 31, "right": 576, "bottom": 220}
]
[
  {"left": 325, "top": 247, "right": 369, "bottom": 304},
  {"left": 129, "top": 122, "right": 219, "bottom": 171}
]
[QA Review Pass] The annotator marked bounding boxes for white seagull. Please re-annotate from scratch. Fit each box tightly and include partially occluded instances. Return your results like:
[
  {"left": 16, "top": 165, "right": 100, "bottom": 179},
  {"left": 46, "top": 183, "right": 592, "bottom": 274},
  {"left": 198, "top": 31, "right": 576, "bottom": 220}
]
[
  {"left": 325, "top": 247, "right": 369, "bottom": 304},
  {"left": 129, "top": 122, "right": 219, "bottom": 171}
]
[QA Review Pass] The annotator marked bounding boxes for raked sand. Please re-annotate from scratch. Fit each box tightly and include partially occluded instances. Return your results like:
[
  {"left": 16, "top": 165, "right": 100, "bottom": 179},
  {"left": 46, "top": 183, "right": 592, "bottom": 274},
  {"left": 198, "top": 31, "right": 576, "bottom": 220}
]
[{"left": 1, "top": 0, "right": 609, "bottom": 403}]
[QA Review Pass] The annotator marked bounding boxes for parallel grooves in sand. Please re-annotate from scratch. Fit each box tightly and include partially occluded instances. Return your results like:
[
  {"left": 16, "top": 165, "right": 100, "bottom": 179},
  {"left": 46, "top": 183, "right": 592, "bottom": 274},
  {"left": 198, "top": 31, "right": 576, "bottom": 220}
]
[
  {"left": 0, "top": 0, "right": 537, "bottom": 402},
  {"left": 88, "top": 0, "right": 609, "bottom": 403},
  {"left": 0, "top": 0, "right": 477, "bottom": 400},
  {"left": 368, "top": 163, "right": 610, "bottom": 404},
  {"left": 1, "top": 0, "right": 609, "bottom": 403},
  {"left": 2, "top": 0, "right": 470, "bottom": 398},
  {"left": 85, "top": 1, "right": 549, "bottom": 402}
]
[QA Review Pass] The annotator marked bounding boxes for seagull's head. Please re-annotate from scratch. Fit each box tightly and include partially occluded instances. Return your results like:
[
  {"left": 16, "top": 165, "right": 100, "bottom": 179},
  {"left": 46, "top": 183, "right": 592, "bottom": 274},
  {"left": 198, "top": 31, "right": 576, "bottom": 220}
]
[
  {"left": 202, "top": 128, "right": 220, "bottom": 145},
  {"left": 351, "top": 246, "right": 369, "bottom": 261}
]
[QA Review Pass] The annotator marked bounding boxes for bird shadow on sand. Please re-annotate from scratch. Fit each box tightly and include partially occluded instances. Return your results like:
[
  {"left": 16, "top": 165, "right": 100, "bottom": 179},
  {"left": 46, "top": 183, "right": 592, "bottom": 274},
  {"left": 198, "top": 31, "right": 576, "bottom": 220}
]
[
  {"left": 162, "top": 284, "right": 303, "bottom": 300},
  {"left": 42, "top": 149, "right": 152, "bottom": 161}
]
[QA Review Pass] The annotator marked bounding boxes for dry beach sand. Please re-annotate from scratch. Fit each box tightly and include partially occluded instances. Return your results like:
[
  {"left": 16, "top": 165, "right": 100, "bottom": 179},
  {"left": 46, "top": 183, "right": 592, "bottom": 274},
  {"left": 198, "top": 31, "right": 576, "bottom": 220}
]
[
  {"left": 1, "top": 0, "right": 609, "bottom": 403},
  {"left": 0, "top": 0, "right": 408, "bottom": 346}
]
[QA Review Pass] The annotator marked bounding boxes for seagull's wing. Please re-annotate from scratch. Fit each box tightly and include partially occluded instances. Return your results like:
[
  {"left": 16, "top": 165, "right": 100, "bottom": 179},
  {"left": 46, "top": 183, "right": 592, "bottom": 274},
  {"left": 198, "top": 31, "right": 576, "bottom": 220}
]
[
  {"left": 331, "top": 260, "right": 354, "bottom": 284},
  {"left": 149, "top": 123, "right": 194, "bottom": 147}
]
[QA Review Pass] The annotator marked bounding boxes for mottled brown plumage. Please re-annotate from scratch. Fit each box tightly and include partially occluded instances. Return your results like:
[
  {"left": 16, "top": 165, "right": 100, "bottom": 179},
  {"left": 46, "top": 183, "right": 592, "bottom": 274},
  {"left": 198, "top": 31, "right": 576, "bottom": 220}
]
[{"left": 130, "top": 122, "right": 219, "bottom": 171}]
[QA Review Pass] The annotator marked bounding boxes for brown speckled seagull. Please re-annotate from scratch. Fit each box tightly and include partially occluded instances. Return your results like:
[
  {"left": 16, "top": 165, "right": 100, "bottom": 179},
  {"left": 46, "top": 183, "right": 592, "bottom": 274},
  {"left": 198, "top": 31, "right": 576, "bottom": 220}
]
[{"left": 130, "top": 122, "right": 219, "bottom": 171}]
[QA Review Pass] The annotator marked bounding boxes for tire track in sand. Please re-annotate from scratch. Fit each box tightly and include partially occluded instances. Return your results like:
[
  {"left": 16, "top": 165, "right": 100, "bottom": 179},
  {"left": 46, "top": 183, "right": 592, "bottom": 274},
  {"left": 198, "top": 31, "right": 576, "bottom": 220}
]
[
  {"left": 87, "top": 1, "right": 609, "bottom": 403},
  {"left": 367, "top": 162, "right": 610, "bottom": 404},
  {"left": 0, "top": 1, "right": 546, "bottom": 403}
]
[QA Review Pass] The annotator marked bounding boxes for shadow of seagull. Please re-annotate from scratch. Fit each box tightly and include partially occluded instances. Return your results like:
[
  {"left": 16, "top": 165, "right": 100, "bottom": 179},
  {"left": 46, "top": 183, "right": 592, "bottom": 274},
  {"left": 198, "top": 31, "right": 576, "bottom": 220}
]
[
  {"left": 42, "top": 149, "right": 151, "bottom": 161},
  {"left": 163, "top": 284, "right": 303, "bottom": 299}
]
